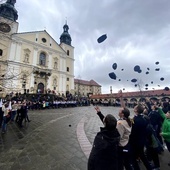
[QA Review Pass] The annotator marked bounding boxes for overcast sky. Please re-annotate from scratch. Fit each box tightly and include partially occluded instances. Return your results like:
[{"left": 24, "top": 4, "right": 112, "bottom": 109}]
[{"left": 13, "top": 0, "right": 170, "bottom": 94}]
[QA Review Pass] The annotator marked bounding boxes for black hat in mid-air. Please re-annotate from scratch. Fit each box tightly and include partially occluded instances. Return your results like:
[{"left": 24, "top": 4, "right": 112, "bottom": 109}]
[
  {"left": 164, "top": 87, "right": 169, "bottom": 91},
  {"left": 112, "top": 63, "right": 117, "bottom": 70},
  {"left": 109, "top": 72, "right": 117, "bottom": 80},
  {"left": 131, "top": 78, "right": 137, "bottom": 83},
  {"left": 155, "top": 68, "right": 160, "bottom": 71},
  {"left": 97, "top": 34, "right": 107, "bottom": 43}
]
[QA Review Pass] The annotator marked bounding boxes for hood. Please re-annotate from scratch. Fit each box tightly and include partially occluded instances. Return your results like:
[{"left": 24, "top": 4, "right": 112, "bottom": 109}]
[{"left": 99, "top": 127, "right": 120, "bottom": 143}]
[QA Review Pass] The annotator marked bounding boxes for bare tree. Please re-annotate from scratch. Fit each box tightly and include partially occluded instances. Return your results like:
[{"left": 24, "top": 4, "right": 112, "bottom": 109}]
[{"left": 0, "top": 64, "right": 34, "bottom": 93}]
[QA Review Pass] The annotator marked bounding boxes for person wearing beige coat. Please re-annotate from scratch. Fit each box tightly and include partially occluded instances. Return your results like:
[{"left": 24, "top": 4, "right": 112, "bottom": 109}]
[{"left": 117, "top": 90, "right": 133, "bottom": 170}]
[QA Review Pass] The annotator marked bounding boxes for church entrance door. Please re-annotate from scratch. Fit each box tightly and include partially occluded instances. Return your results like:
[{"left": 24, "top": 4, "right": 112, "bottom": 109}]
[{"left": 37, "top": 83, "right": 44, "bottom": 93}]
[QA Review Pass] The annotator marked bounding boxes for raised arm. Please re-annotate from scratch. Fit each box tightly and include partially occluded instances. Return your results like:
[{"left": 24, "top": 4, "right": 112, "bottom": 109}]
[
  {"left": 158, "top": 107, "right": 166, "bottom": 120},
  {"left": 95, "top": 106, "right": 105, "bottom": 123},
  {"left": 118, "top": 90, "right": 125, "bottom": 108}
]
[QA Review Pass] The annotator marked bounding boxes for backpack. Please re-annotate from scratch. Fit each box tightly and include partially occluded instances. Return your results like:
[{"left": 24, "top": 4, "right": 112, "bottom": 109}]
[{"left": 147, "top": 123, "right": 164, "bottom": 154}]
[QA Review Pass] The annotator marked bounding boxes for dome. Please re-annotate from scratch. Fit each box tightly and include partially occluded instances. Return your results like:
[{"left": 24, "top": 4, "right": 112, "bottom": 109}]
[
  {"left": 60, "top": 23, "right": 72, "bottom": 46},
  {"left": 0, "top": 0, "right": 18, "bottom": 21}
]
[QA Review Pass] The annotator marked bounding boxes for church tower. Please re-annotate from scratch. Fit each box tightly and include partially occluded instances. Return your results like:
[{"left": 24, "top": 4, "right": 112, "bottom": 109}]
[
  {"left": 0, "top": 0, "right": 19, "bottom": 94},
  {"left": 59, "top": 22, "right": 75, "bottom": 96},
  {"left": 0, "top": 0, "right": 18, "bottom": 34},
  {"left": 60, "top": 21, "right": 72, "bottom": 45}
]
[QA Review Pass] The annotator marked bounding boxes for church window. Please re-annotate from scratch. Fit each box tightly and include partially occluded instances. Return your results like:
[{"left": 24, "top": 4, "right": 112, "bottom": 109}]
[
  {"left": 39, "top": 52, "right": 46, "bottom": 66},
  {"left": 42, "top": 38, "right": 46, "bottom": 43},
  {"left": 67, "top": 50, "right": 69, "bottom": 56},
  {"left": 67, "top": 67, "right": 69, "bottom": 72},
  {"left": 0, "top": 49, "right": 3, "bottom": 56},
  {"left": 22, "top": 84, "right": 26, "bottom": 88},
  {"left": 67, "top": 77, "right": 69, "bottom": 81}
]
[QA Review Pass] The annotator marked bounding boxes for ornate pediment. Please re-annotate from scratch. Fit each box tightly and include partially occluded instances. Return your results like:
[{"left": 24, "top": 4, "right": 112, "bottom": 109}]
[{"left": 33, "top": 67, "right": 51, "bottom": 77}]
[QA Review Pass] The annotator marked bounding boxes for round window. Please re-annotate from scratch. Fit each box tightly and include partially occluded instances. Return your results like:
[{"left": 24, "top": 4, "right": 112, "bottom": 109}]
[{"left": 42, "top": 38, "right": 47, "bottom": 43}]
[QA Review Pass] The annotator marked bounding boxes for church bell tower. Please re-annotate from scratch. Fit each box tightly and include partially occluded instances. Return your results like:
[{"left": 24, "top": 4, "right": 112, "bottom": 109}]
[{"left": 0, "top": 0, "right": 18, "bottom": 34}]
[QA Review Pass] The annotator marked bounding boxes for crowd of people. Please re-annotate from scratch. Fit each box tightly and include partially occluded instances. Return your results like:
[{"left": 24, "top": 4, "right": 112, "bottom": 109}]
[
  {"left": 88, "top": 90, "right": 170, "bottom": 170},
  {"left": 0, "top": 99, "right": 31, "bottom": 133},
  {"left": 1, "top": 92, "right": 170, "bottom": 169},
  {"left": 0, "top": 95, "right": 90, "bottom": 133}
]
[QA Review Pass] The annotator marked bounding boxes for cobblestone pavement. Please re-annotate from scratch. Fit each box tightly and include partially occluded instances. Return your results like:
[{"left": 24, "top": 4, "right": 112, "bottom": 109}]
[{"left": 0, "top": 106, "right": 169, "bottom": 170}]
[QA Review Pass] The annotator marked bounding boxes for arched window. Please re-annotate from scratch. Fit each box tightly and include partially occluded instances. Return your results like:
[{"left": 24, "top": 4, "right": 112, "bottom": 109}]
[
  {"left": 67, "top": 50, "right": 69, "bottom": 56},
  {"left": 39, "top": 52, "right": 46, "bottom": 66},
  {"left": 0, "top": 49, "right": 3, "bottom": 56}
]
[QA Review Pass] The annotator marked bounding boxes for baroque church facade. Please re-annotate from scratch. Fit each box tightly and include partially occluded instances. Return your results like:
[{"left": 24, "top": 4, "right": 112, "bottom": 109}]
[{"left": 0, "top": 0, "right": 74, "bottom": 96}]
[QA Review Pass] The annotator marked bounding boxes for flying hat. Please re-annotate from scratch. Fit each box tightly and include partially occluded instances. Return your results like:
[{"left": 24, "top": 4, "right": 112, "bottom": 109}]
[
  {"left": 112, "top": 63, "right": 117, "bottom": 70},
  {"left": 97, "top": 34, "right": 107, "bottom": 43},
  {"left": 109, "top": 72, "right": 117, "bottom": 80},
  {"left": 131, "top": 78, "right": 137, "bottom": 83},
  {"left": 164, "top": 87, "right": 169, "bottom": 91},
  {"left": 155, "top": 68, "right": 160, "bottom": 71}
]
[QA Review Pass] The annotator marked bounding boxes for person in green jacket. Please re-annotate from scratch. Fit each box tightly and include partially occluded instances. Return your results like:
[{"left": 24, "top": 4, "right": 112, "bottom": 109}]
[{"left": 158, "top": 107, "right": 170, "bottom": 166}]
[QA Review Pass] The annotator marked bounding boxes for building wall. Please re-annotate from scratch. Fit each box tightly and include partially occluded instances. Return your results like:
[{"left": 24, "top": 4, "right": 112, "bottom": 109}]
[
  {"left": 74, "top": 82, "right": 101, "bottom": 96},
  {"left": 0, "top": 19, "right": 74, "bottom": 95},
  {"left": 60, "top": 43, "right": 74, "bottom": 94}
]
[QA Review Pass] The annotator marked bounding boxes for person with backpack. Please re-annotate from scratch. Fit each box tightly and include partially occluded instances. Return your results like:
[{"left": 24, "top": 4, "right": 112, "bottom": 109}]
[
  {"left": 143, "top": 106, "right": 161, "bottom": 170},
  {"left": 148, "top": 105, "right": 164, "bottom": 146}
]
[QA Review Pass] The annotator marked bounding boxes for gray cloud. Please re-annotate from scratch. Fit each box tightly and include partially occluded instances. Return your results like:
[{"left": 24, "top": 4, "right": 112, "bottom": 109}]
[{"left": 16, "top": 0, "right": 170, "bottom": 93}]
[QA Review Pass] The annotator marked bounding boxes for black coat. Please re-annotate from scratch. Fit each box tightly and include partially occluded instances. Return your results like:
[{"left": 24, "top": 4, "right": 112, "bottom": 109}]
[
  {"left": 129, "top": 114, "right": 149, "bottom": 147},
  {"left": 20, "top": 105, "right": 27, "bottom": 118},
  {"left": 88, "top": 127, "right": 120, "bottom": 170},
  {"left": 148, "top": 110, "right": 163, "bottom": 129}
]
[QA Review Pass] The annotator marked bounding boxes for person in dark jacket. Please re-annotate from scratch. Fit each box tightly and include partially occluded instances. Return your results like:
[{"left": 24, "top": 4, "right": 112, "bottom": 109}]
[
  {"left": 18, "top": 102, "right": 28, "bottom": 127},
  {"left": 129, "top": 104, "right": 152, "bottom": 170},
  {"left": 88, "top": 106, "right": 120, "bottom": 170},
  {"left": 143, "top": 108, "right": 161, "bottom": 170},
  {"left": 148, "top": 105, "right": 164, "bottom": 145}
]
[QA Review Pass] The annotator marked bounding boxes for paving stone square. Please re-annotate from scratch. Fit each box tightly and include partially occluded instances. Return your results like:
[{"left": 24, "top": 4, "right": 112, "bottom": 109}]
[{"left": 0, "top": 106, "right": 169, "bottom": 170}]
